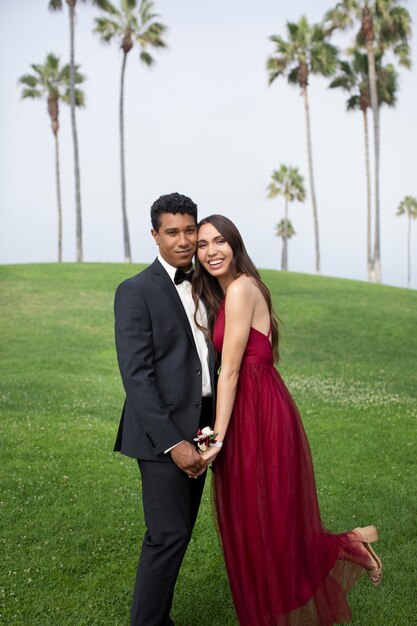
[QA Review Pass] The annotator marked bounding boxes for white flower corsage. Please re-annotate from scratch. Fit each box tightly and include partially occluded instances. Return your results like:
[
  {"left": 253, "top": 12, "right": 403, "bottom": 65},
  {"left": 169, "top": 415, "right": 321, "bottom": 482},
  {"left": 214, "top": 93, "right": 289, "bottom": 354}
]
[{"left": 194, "top": 426, "right": 219, "bottom": 452}]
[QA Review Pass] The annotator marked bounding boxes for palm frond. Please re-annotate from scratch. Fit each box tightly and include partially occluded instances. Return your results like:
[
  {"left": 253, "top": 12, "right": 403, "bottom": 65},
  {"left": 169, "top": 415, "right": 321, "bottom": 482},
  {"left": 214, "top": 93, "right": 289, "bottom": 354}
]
[
  {"left": 94, "top": 0, "right": 119, "bottom": 11},
  {"left": 276, "top": 218, "right": 296, "bottom": 239},
  {"left": 93, "top": 0, "right": 167, "bottom": 58},
  {"left": 267, "top": 183, "right": 281, "bottom": 199},
  {"left": 21, "top": 88, "right": 42, "bottom": 99},
  {"left": 46, "top": 53, "right": 60, "bottom": 71},
  {"left": 60, "top": 64, "right": 86, "bottom": 85},
  {"left": 96, "top": 0, "right": 121, "bottom": 16},
  {"left": 140, "top": 0, "right": 159, "bottom": 25},
  {"left": 329, "top": 57, "right": 356, "bottom": 91},
  {"left": 74, "top": 88, "right": 86, "bottom": 107},
  {"left": 268, "top": 165, "right": 306, "bottom": 203},
  {"left": 146, "top": 21, "right": 168, "bottom": 44},
  {"left": 377, "top": 5, "right": 412, "bottom": 41},
  {"left": 94, "top": 17, "right": 121, "bottom": 42},
  {"left": 329, "top": 75, "right": 350, "bottom": 89},
  {"left": 31, "top": 64, "right": 44, "bottom": 76},
  {"left": 139, "top": 50, "right": 154, "bottom": 66},
  {"left": 48, "top": 0, "right": 63, "bottom": 11},
  {"left": 266, "top": 52, "right": 285, "bottom": 68},
  {"left": 397, "top": 195, "right": 417, "bottom": 218},
  {"left": 266, "top": 55, "right": 288, "bottom": 79},
  {"left": 287, "top": 21, "right": 300, "bottom": 41},
  {"left": 287, "top": 66, "right": 299, "bottom": 85},
  {"left": 323, "top": 4, "right": 355, "bottom": 34},
  {"left": 269, "top": 35, "right": 292, "bottom": 58},
  {"left": 346, "top": 94, "right": 360, "bottom": 110},
  {"left": 377, "top": 63, "right": 398, "bottom": 107},
  {"left": 392, "top": 42, "right": 412, "bottom": 68},
  {"left": 122, "top": 0, "right": 138, "bottom": 11},
  {"left": 310, "top": 40, "right": 339, "bottom": 76},
  {"left": 63, "top": 88, "right": 86, "bottom": 107},
  {"left": 339, "top": 59, "right": 354, "bottom": 76},
  {"left": 19, "top": 74, "right": 39, "bottom": 88}
]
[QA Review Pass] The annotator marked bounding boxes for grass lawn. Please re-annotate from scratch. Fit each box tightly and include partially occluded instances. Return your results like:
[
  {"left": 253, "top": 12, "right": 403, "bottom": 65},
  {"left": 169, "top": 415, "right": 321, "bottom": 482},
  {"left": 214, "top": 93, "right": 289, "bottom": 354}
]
[{"left": 1, "top": 263, "right": 416, "bottom": 625}]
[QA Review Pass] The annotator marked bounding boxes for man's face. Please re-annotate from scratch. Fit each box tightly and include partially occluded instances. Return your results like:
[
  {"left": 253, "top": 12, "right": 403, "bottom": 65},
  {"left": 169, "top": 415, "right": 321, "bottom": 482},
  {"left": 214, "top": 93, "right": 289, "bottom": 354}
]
[{"left": 151, "top": 212, "right": 197, "bottom": 269}]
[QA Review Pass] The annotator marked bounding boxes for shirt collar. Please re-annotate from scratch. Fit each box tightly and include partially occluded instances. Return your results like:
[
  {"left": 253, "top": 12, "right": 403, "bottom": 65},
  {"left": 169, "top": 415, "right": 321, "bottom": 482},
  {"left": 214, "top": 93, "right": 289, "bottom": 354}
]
[{"left": 158, "top": 255, "right": 193, "bottom": 284}]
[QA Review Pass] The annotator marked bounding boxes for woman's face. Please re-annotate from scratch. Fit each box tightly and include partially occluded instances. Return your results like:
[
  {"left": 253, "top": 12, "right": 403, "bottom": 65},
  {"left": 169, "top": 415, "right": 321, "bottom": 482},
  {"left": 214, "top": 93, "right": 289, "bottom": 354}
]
[{"left": 197, "top": 222, "right": 234, "bottom": 279}]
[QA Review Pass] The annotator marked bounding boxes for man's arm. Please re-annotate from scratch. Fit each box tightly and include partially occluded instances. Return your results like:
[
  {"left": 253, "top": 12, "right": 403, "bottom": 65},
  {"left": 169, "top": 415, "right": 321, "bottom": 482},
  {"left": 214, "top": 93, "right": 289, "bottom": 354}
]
[
  {"left": 115, "top": 280, "right": 205, "bottom": 474},
  {"left": 115, "top": 280, "right": 183, "bottom": 454}
]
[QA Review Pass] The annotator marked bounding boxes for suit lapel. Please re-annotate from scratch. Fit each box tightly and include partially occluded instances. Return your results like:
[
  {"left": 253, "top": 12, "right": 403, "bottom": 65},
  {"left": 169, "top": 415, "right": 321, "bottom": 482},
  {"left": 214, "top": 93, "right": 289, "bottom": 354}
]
[{"left": 152, "top": 259, "right": 197, "bottom": 349}]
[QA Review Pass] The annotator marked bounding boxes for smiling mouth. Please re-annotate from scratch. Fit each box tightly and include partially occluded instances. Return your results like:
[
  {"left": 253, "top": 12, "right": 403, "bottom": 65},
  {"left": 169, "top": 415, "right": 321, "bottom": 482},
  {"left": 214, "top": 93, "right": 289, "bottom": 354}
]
[
  {"left": 177, "top": 249, "right": 193, "bottom": 255},
  {"left": 208, "top": 259, "right": 224, "bottom": 267}
]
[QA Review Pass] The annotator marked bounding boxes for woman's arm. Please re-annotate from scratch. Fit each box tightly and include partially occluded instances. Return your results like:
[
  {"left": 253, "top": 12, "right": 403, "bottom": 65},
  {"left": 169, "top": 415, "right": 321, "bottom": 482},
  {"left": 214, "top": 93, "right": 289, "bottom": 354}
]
[{"left": 200, "top": 276, "right": 256, "bottom": 464}]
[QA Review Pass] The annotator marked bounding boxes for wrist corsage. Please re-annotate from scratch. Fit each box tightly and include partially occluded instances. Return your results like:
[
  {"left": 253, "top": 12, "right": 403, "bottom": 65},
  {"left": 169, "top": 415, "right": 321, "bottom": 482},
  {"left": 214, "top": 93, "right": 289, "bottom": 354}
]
[{"left": 194, "top": 426, "right": 220, "bottom": 452}]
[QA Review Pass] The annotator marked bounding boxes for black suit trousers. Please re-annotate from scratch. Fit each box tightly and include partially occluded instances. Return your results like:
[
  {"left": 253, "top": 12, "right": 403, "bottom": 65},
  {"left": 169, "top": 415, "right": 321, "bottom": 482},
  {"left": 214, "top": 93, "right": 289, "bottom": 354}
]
[{"left": 130, "top": 399, "right": 212, "bottom": 626}]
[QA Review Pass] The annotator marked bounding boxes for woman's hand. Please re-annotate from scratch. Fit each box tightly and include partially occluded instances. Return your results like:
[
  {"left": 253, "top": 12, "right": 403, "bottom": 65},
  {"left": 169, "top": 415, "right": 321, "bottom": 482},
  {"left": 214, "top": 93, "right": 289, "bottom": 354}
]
[{"left": 200, "top": 445, "right": 222, "bottom": 466}]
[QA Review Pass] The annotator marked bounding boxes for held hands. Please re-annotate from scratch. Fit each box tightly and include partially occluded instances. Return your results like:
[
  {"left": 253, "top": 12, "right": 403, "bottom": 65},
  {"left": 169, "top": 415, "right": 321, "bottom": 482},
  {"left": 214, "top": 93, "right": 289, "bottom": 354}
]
[
  {"left": 170, "top": 441, "right": 207, "bottom": 479},
  {"left": 185, "top": 445, "right": 222, "bottom": 478},
  {"left": 169, "top": 440, "right": 223, "bottom": 478}
]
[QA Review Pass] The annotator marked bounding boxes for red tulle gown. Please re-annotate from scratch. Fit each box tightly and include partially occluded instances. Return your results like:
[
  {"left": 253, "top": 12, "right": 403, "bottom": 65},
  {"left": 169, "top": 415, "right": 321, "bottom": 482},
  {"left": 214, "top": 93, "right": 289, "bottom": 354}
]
[{"left": 212, "top": 300, "right": 374, "bottom": 626}]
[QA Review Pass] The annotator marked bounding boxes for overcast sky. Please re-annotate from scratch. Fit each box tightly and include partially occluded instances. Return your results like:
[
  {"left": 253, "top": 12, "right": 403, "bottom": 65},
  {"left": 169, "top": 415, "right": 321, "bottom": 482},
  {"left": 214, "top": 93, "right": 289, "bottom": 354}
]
[{"left": 1, "top": 0, "right": 416, "bottom": 289}]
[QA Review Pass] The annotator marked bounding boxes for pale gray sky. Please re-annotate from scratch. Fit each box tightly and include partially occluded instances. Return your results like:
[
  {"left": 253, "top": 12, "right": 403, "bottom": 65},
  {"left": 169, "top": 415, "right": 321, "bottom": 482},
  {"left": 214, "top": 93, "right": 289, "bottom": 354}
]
[{"left": 1, "top": 0, "right": 416, "bottom": 289}]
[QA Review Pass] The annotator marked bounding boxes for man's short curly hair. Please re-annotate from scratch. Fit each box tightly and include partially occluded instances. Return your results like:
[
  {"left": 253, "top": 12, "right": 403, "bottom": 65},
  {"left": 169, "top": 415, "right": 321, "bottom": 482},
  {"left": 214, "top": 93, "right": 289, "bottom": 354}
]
[{"left": 150, "top": 192, "right": 198, "bottom": 231}]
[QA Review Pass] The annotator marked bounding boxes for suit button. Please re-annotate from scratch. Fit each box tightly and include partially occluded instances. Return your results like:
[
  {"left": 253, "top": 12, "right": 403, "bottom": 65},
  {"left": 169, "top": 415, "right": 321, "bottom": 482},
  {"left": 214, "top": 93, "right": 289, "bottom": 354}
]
[
  {"left": 196, "top": 370, "right": 201, "bottom": 376},
  {"left": 195, "top": 402, "right": 201, "bottom": 408}
]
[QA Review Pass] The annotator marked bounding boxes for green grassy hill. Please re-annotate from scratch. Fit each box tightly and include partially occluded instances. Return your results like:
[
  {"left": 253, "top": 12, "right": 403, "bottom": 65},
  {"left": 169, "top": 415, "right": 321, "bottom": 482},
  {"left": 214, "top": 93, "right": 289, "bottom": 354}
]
[{"left": 1, "top": 264, "right": 416, "bottom": 625}]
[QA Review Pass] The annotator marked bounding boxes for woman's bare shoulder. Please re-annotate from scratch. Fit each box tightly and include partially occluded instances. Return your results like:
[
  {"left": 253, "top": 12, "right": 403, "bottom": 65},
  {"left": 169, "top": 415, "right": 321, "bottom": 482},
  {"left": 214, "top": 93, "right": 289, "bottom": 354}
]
[{"left": 226, "top": 275, "right": 258, "bottom": 303}]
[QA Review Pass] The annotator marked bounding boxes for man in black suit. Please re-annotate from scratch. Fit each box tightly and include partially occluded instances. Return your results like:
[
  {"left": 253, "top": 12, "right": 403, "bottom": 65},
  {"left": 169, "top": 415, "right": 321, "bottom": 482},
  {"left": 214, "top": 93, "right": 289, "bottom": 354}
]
[{"left": 114, "top": 193, "right": 215, "bottom": 626}]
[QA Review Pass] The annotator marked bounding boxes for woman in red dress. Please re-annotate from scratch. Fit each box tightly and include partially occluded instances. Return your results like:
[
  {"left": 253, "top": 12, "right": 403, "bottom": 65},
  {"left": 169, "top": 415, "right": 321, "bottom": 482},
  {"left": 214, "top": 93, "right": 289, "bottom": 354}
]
[{"left": 192, "top": 215, "right": 382, "bottom": 626}]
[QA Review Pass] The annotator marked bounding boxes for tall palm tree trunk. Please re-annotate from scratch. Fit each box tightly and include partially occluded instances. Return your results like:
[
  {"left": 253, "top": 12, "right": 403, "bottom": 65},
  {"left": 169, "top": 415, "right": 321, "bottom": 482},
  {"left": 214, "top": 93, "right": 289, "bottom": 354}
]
[
  {"left": 367, "top": 44, "right": 380, "bottom": 283},
  {"left": 68, "top": 2, "right": 83, "bottom": 262},
  {"left": 302, "top": 86, "right": 320, "bottom": 273},
  {"left": 120, "top": 51, "right": 132, "bottom": 263},
  {"left": 407, "top": 215, "right": 411, "bottom": 288},
  {"left": 54, "top": 132, "right": 63, "bottom": 262},
  {"left": 283, "top": 197, "right": 289, "bottom": 271},
  {"left": 363, "top": 6, "right": 380, "bottom": 283},
  {"left": 363, "top": 109, "right": 372, "bottom": 281}
]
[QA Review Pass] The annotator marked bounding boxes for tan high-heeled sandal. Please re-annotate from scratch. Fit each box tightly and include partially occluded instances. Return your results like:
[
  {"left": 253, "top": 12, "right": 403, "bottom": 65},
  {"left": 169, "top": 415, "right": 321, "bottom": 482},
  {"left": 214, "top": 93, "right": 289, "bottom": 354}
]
[{"left": 353, "top": 525, "right": 383, "bottom": 587}]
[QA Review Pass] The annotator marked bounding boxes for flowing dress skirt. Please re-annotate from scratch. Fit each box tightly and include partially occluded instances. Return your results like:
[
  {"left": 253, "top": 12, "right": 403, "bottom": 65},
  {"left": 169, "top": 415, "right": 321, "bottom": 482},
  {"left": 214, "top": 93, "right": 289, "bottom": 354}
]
[{"left": 213, "top": 304, "right": 373, "bottom": 626}]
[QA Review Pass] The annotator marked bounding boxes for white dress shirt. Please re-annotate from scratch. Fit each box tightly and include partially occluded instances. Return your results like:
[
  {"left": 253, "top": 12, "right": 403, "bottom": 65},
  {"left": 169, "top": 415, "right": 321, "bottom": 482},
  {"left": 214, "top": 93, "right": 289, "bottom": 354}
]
[
  {"left": 158, "top": 255, "right": 212, "bottom": 397},
  {"left": 158, "top": 256, "right": 212, "bottom": 454}
]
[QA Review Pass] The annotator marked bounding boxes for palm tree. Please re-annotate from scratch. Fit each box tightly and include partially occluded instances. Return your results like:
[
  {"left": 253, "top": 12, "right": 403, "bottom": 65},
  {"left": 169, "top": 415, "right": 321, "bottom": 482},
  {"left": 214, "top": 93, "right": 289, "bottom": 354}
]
[
  {"left": 19, "top": 54, "right": 85, "bottom": 262},
  {"left": 324, "top": 0, "right": 412, "bottom": 283},
  {"left": 267, "top": 165, "right": 305, "bottom": 271},
  {"left": 49, "top": 0, "right": 107, "bottom": 262},
  {"left": 396, "top": 196, "right": 417, "bottom": 288},
  {"left": 267, "top": 16, "right": 338, "bottom": 274},
  {"left": 329, "top": 49, "right": 398, "bottom": 280},
  {"left": 94, "top": 0, "right": 167, "bottom": 262},
  {"left": 275, "top": 219, "right": 296, "bottom": 271}
]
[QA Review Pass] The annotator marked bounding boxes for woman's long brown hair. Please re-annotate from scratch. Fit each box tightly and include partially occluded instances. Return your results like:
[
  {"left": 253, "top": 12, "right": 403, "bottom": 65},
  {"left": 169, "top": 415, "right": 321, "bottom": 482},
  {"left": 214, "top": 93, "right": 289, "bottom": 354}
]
[{"left": 192, "top": 214, "right": 280, "bottom": 363}]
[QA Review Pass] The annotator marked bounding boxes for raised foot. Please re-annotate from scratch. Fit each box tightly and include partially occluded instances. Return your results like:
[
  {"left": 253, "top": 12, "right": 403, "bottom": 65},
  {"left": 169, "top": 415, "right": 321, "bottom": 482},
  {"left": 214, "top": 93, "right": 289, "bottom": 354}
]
[
  {"left": 352, "top": 525, "right": 382, "bottom": 586},
  {"left": 363, "top": 543, "right": 383, "bottom": 586},
  {"left": 352, "top": 525, "right": 378, "bottom": 543}
]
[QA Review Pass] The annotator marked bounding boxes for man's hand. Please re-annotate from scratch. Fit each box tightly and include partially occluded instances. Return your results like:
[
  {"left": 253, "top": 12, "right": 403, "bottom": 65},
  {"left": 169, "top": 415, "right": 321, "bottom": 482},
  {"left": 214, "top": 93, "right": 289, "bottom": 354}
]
[{"left": 170, "top": 441, "right": 206, "bottom": 478}]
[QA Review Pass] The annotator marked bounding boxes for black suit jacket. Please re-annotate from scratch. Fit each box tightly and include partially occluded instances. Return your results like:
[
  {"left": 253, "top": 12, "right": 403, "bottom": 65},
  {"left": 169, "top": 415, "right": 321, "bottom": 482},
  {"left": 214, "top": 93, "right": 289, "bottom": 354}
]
[{"left": 114, "top": 258, "right": 216, "bottom": 460}]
